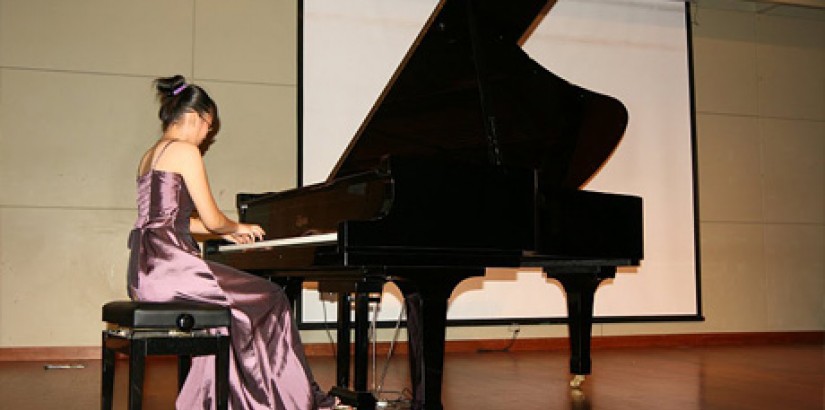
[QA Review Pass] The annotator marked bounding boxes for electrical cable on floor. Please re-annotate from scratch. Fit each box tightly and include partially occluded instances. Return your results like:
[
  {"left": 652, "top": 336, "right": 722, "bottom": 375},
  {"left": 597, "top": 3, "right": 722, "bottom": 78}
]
[{"left": 476, "top": 325, "right": 521, "bottom": 353}]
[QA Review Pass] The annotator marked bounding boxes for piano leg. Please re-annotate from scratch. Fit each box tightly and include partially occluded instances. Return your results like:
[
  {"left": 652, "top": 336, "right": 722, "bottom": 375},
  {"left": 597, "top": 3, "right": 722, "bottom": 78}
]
[
  {"left": 353, "top": 289, "right": 371, "bottom": 392},
  {"left": 545, "top": 267, "right": 616, "bottom": 388},
  {"left": 395, "top": 269, "right": 483, "bottom": 410},
  {"left": 336, "top": 292, "right": 351, "bottom": 388}
]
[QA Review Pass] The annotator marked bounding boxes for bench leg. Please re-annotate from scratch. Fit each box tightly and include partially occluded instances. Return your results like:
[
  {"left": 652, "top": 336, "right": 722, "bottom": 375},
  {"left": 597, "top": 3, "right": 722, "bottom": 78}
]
[
  {"left": 101, "top": 332, "right": 115, "bottom": 410},
  {"left": 177, "top": 355, "right": 192, "bottom": 392},
  {"left": 128, "top": 339, "right": 146, "bottom": 410},
  {"left": 215, "top": 335, "right": 230, "bottom": 410}
]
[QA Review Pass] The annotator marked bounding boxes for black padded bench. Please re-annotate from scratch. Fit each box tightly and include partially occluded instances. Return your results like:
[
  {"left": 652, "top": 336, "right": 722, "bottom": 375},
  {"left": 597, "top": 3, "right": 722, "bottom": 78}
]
[{"left": 101, "top": 301, "right": 231, "bottom": 410}]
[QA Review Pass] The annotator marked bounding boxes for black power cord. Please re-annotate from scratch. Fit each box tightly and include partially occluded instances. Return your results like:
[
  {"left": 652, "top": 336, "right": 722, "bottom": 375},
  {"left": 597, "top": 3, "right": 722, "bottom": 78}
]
[{"left": 477, "top": 325, "right": 521, "bottom": 353}]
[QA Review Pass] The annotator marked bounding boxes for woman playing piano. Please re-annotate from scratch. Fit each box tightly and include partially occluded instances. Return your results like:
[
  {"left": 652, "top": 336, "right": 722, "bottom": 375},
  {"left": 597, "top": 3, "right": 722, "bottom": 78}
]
[{"left": 127, "top": 74, "right": 339, "bottom": 410}]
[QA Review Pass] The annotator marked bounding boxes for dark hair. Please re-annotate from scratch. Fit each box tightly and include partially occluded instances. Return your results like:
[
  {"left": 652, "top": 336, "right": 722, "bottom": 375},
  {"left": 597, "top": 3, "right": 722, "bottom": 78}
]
[{"left": 153, "top": 75, "right": 219, "bottom": 132}]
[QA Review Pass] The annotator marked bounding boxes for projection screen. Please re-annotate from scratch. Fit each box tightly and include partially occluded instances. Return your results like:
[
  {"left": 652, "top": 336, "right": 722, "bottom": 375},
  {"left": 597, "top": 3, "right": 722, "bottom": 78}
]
[{"left": 299, "top": 0, "right": 700, "bottom": 324}]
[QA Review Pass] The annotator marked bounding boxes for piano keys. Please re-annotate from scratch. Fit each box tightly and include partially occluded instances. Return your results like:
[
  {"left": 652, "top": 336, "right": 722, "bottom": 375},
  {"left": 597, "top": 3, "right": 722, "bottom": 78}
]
[
  {"left": 215, "top": 232, "right": 338, "bottom": 253},
  {"left": 205, "top": 1, "right": 643, "bottom": 409}
]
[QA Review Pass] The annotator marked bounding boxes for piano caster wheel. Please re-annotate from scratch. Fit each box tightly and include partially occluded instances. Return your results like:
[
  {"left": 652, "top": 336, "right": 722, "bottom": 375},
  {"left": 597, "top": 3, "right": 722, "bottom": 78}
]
[{"left": 569, "top": 374, "right": 586, "bottom": 388}]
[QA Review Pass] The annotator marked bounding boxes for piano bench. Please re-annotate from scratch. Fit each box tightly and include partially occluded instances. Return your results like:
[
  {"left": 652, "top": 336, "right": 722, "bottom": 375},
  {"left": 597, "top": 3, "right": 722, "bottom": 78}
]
[{"left": 100, "top": 301, "right": 231, "bottom": 410}]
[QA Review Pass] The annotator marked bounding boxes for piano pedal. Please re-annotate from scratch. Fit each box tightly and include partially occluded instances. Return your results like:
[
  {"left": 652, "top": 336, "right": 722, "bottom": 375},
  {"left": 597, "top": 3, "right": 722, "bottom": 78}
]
[
  {"left": 329, "top": 386, "right": 377, "bottom": 409},
  {"left": 569, "top": 374, "right": 586, "bottom": 388},
  {"left": 376, "top": 399, "right": 412, "bottom": 409}
]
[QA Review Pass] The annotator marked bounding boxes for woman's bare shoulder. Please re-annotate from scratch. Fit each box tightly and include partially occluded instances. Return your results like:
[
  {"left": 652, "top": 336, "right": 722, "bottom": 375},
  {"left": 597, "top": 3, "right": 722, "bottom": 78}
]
[{"left": 153, "top": 140, "right": 203, "bottom": 172}]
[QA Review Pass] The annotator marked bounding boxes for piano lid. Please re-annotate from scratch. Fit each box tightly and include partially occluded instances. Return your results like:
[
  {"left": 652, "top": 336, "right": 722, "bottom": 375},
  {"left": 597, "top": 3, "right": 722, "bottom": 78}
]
[{"left": 328, "top": 0, "right": 629, "bottom": 189}]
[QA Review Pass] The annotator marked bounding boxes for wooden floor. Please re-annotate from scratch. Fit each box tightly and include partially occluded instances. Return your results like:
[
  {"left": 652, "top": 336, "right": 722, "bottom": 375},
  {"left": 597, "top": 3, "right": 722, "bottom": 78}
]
[{"left": 0, "top": 343, "right": 822, "bottom": 409}]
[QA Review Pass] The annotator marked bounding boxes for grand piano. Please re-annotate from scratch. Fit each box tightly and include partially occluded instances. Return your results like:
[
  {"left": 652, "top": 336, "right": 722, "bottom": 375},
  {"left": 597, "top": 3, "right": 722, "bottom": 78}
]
[{"left": 205, "top": 0, "right": 643, "bottom": 409}]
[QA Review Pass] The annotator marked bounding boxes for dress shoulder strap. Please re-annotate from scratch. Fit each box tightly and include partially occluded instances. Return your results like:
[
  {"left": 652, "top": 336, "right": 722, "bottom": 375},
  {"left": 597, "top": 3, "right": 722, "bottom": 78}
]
[{"left": 150, "top": 139, "right": 177, "bottom": 170}]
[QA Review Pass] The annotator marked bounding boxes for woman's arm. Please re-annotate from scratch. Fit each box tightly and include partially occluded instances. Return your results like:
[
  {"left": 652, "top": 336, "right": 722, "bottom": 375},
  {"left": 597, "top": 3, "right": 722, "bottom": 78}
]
[
  {"left": 175, "top": 144, "right": 237, "bottom": 234},
  {"left": 190, "top": 216, "right": 251, "bottom": 244},
  {"left": 189, "top": 216, "right": 212, "bottom": 236},
  {"left": 166, "top": 143, "right": 264, "bottom": 242}
]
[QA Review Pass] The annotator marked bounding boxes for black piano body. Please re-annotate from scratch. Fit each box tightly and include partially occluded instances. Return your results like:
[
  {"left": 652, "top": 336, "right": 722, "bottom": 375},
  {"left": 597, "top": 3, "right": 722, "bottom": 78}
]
[{"left": 205, "top": 1, "right": 643, "bottom": 409}]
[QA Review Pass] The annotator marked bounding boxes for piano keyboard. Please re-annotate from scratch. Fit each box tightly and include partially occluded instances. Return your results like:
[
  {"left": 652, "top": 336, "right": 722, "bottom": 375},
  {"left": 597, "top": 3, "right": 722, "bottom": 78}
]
[{"left": 217, "top": 233, "right": 338, "bottom": 253}]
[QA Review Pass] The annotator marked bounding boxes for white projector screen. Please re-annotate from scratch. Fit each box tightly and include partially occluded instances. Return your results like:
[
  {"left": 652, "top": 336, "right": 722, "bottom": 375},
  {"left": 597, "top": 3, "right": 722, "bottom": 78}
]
[{"left": 299, "top": 0, "right": 699, "bottom": 324}]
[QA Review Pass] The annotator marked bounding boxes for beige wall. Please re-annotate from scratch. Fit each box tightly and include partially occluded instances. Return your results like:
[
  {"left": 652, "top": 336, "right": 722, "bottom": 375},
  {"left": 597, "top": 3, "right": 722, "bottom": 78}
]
[
  {"left": 0, "top": 0, "right": 299, "bottom": 347},
  {"left": 0, "top": 0, "right": 822, "bottom": 348}
]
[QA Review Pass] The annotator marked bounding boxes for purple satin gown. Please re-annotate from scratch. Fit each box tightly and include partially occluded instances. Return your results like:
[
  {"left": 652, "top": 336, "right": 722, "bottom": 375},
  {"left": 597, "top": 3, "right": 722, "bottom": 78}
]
[{"left": 127, "top": 157, "right": 335, "bottom": 410}]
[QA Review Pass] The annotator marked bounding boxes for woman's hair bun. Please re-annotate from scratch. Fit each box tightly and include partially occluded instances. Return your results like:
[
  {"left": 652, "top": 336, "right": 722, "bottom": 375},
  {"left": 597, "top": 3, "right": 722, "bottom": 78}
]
[{"left": 154, "top": 75, "right": 187, "bottom": 99}]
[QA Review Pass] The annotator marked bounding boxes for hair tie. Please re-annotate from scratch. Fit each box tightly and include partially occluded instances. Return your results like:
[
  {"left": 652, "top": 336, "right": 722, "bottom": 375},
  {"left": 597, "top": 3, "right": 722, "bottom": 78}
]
[{"left": 172, "top": 84, "right": 188, "bottom": 96}]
